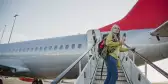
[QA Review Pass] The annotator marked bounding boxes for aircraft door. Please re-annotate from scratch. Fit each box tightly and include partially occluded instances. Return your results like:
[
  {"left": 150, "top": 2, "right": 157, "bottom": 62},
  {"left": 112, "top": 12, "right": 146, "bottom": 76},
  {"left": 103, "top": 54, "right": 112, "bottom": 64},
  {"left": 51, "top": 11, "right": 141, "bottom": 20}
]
[{"left": 86, "top": 29, "right": 101, "bottom": 49}]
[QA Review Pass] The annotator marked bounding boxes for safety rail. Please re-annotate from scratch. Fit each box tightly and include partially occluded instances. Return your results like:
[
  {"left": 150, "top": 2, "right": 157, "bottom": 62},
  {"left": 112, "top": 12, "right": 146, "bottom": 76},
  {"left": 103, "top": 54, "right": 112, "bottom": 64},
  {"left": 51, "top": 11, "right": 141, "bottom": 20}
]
[
  {"left": 75, "top": 46, "right": 99, "bottom": 84},
  {"left": 119, "top": 54, "right": 133, "bottom": 84},
  {"left": 120, "top": 51, "right": 151, "bottom": 84},
  {"left": 50, "top": 42, "right": 168, "bottom": 84},
  {"left": 51, "top": 43, "right": 97, "bottom": 84},
  {"left": 100, "top": 60, "right": 105, "bottom": 80},
  {"left": 124, "top": 44, "right": 168, "bottom": 79}
]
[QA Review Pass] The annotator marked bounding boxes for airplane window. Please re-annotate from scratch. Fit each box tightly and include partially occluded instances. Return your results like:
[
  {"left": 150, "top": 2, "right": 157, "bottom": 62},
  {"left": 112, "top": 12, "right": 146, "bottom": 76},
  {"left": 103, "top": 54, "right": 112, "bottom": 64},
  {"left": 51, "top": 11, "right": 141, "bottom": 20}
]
[
  {"left": 44, "top": 47, "right": 47, "bottom": 51},
  {"left": 103, "top": 34, "right": 108, "bottom": 37},
  {"left": 12, "top": 49, "right": 15, "bottom": 52},
  {"left": 23, "top": 48, "right": 25, "bottom": 52},
  {"left": 31, "top": 48, "right": 34, "bottom": 51},
  {"left": 19, "top": 48, "right": 22, "bottom": 52},
  {"left": 78, "top": 44, "right": 82, "bottom": 48},
  {"left": 102, "top": 34, "right": 108, "bottom": 39},
  {"left": 35, "top": 47, "right": 38, "bottom": 51},
  {"left": 65, "top": 45, "right": 69, "bottom": 49},
  {"left": 27, "top": 48, "right": 29, "bottom": 52},
  {"left": 49, "top": 46, "right": 52, "bottom": 50},
  {"left": 40, "top": 47, "right": 43, "bottom": 51},
  {"left": 59, "top": 45, "right": 63, "bottom": 50},
  {"left": 15, "top": 49, "right": 18, "bottom": 52},
  {"left": 72, "top": 44, "right": 75, "bottom": 49},
  {"left": 54, "top": 45, "right": 57, "bottom": 50}
]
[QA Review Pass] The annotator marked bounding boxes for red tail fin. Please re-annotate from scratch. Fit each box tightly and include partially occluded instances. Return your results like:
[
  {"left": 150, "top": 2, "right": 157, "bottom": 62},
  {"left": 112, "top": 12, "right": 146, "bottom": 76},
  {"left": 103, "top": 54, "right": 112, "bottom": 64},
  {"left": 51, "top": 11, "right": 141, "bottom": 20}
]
[{"left": 99, "top": 0, "right": 168, "bottom": 31}]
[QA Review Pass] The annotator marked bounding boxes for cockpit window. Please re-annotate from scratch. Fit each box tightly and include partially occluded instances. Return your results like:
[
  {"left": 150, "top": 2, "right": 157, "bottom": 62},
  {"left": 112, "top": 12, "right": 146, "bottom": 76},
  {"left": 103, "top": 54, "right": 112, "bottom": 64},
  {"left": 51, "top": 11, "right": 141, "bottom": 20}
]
[
  {"left": 65, "top": 45, "right": 69, "bottom": 49},
  {"left": 72, "top": 44, "right": 75, "bottom": 49},
  {"left": 78, "top": 44, "right": 82, "bottom": 48}
]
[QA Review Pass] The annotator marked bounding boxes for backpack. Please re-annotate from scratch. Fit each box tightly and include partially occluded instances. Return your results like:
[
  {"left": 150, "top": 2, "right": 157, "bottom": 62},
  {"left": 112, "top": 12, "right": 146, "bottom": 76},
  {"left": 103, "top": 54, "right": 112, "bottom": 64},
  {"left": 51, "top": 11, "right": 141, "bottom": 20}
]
[
  {"left": 100, "top": 45, "right": 108, "bottom": 60},
  {"left": 98, "top": 37, "right": 117, "bottom": 60},
  {"left": 98, "top": 39, "right": 108, "bottom": 60},
  {"left": 98, "top": 40, "right": 105, "bottom": 55}
]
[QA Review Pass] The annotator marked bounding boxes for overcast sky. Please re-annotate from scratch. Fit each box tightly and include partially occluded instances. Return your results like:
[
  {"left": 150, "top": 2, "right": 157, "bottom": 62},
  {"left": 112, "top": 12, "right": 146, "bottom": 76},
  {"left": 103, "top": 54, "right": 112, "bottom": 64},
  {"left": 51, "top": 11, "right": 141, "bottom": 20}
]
[
  {"left": 0, "top": 0, "right": 167, "bottom": 82},
  {"left": 0, "top": 0, "right": 136, "bottom": 43}
]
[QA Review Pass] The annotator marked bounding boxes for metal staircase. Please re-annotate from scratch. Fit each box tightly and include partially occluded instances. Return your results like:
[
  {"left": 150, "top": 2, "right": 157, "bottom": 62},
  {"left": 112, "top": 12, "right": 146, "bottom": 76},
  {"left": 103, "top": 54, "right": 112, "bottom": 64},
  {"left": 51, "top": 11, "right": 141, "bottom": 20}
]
[
  {"left": 51, "top": 44, "right": 168, "bottom": 84},
  {"left": 93, "top": 61, "right": 128, "bottom": 84},
  {"left": 51, "top": 29, "right": 168, "bottom": 84}
]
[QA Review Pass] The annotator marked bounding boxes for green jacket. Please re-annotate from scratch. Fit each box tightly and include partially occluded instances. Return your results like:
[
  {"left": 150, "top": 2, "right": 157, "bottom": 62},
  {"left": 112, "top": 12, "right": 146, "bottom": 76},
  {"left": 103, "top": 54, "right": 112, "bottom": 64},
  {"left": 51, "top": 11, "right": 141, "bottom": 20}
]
[{"left": 106, "top": 32, "right": 128, "bottom": 67}]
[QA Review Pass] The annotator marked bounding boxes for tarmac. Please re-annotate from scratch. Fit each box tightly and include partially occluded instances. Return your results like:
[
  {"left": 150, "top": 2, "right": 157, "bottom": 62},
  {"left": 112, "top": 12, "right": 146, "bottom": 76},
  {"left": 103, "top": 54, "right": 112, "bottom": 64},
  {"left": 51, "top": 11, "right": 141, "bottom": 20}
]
[
  {"left": 0, "top": 77, "right": 75, "bottom": 84},
  {"left": 1, "top": 77, "right": 50, "bottom": 84}
]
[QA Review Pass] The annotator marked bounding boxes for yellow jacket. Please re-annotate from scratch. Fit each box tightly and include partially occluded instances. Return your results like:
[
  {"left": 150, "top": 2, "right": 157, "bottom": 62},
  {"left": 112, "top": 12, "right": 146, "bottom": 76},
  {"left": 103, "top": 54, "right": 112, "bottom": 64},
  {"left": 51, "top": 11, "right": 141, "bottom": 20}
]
[{"left": 106, "top": 32, "right": 128, "bottom": 67}]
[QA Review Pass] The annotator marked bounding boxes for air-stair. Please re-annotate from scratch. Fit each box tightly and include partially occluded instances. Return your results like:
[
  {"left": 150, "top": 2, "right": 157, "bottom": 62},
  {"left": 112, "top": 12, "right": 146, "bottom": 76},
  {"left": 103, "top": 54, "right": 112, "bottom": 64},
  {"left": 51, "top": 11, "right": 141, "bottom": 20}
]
[
  {"left": 92, "top": 60, "right": 128, "bottom": 84},
  {"left": 51, "top": 29, "right": 168, "bottom": 84}
]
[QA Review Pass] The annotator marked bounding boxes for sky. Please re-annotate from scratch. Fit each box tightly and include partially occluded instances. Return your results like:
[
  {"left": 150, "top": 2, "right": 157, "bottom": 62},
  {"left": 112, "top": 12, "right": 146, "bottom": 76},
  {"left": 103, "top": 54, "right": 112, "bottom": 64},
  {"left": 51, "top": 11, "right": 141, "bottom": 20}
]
[{"left": 0, "top": 0, "right": 168, "bottom": 83}]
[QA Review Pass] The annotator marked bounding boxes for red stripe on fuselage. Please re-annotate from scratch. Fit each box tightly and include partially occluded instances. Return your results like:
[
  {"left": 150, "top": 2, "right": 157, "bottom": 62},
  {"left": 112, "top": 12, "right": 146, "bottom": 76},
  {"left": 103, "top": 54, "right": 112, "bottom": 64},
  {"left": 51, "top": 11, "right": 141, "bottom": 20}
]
[{"left": 99, "top": 0, "right": 168, "bottom": 32}]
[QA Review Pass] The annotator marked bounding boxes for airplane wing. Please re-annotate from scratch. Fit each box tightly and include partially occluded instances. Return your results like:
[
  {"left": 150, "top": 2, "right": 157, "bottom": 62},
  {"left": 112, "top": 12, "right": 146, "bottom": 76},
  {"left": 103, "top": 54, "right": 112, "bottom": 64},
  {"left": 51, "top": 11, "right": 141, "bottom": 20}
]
[
  {"left": 0, "top": 59, "right": 30, "bottom": 73},
  {"left": 151, "top": 21, "right": 168, "bottom": 37}
]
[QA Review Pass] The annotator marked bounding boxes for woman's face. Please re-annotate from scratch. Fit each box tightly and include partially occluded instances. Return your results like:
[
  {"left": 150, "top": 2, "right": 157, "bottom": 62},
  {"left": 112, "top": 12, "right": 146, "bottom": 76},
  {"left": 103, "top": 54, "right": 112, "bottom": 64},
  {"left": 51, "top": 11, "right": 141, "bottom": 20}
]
[{"left": 113, "top": 27, "right": 120, "bottom": 34}]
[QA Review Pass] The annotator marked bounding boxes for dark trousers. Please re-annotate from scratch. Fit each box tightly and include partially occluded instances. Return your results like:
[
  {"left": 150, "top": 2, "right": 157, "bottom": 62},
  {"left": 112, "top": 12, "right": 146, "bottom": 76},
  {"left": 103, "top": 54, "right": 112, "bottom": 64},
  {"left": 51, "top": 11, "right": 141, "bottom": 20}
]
[{"left": 104, "top": 56, "right": 118, "bottom": 84}]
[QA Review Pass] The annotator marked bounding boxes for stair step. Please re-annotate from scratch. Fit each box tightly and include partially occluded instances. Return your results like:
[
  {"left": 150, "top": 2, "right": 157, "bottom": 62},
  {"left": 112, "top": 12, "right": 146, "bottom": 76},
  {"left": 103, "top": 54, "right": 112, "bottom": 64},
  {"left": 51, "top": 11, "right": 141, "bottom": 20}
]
[
  {"left": 97, "top": 67, "right": 122, "bottom": 70},
  {"left": 95, "top": 75, "right": 125, "bottom": 80},
  {"left": 96, "top": 72, "right": 125, "bottom": 76},
  {"left": 97, "top": 67, "right": 122, "bottom": 69},
  {"left": 97, "top": 68, "right": 123, "bottom": 72},
  {"left": 95, "top": 76, "right": 126, "bottom": 80},
  {"left": 93, "top": 62, "right": 128, "bottom": 84},
  {"left": 93, "top": 80, "right": 128, "bottom": 84},
  {"left": 96, "top": 70, "right": 124, "bottom": 73}
]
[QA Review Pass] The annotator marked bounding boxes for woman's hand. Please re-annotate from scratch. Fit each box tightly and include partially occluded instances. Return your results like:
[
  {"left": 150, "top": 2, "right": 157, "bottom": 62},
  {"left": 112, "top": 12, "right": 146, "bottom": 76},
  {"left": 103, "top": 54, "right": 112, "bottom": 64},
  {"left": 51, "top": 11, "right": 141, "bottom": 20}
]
[
  {"left": 129, "top": 47, "right": 136, "bottom": 51},
  {"left": 120, "top": 40, "right": 125, "bottom": 45}
]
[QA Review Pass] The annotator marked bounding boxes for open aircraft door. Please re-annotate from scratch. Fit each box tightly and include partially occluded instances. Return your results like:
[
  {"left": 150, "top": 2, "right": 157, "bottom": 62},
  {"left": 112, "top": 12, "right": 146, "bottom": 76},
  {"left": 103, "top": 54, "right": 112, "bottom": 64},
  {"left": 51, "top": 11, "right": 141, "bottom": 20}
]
[
  {"left": 86, "top": 29, "right": 102, "bottom": 58},
  {"left": 86, "top": 29, "right": 101, "bottom": 48}
]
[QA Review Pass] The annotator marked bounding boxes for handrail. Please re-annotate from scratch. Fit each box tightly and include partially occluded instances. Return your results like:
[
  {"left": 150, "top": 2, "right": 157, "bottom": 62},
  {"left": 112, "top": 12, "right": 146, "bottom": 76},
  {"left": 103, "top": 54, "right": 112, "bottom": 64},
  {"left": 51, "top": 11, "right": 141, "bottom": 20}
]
[
  {"left": 124, "top": 44, "right": 168, "bottom": 79},
  {"left": 51, "top": 44, "right": 95, "bottom": 84},
  {"left": 100, "top": 60, "right": 105, "bottom": 79},
  {"left": 120, "top": 56, "right": 133, "bottom": 84}
]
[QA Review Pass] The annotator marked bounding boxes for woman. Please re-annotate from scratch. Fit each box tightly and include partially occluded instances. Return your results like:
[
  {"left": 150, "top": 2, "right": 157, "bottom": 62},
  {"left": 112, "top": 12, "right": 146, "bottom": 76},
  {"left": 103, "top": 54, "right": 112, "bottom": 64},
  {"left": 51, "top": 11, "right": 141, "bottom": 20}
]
[{"left": 104, "top": 24, "right": 129, "bottom": 84}]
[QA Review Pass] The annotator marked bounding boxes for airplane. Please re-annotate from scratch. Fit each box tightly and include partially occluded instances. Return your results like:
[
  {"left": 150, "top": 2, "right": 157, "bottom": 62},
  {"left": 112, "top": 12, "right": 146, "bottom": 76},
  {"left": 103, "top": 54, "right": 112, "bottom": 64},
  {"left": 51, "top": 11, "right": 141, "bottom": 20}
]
[{"left": 0, "top": 0, "right": 168, "bottom": 84}]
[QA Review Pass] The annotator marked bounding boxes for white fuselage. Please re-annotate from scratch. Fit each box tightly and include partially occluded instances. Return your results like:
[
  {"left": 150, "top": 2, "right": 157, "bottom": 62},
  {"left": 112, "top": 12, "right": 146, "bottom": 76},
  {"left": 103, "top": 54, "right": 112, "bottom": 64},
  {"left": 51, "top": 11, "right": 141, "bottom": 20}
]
[{"left": 0, "top": 29, "right": 168, "bottom": 79}]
